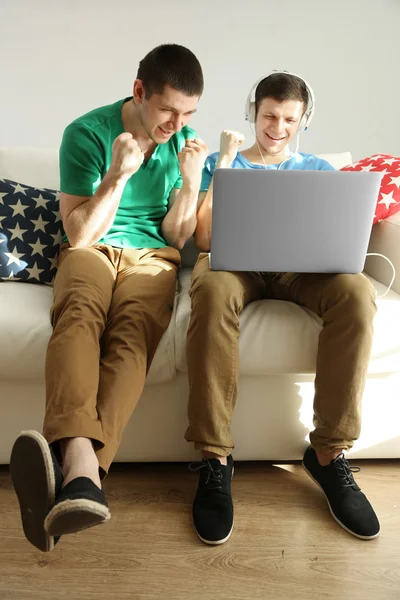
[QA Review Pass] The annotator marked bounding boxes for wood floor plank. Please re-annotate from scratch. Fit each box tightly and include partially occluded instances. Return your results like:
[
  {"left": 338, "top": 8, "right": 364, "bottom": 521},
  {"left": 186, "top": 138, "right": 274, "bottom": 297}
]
[{"left": 0, "top": 461, "right": 398, "bottom": 600}]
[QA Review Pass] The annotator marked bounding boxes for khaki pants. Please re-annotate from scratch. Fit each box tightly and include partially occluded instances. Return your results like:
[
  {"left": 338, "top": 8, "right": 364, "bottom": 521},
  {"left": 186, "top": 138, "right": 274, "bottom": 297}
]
[
  {"left": 43, "top": 244, "right": 180, "bottom": 476},
  {"left": 185, "top": 253, "right": 377, "bottom": 455}
]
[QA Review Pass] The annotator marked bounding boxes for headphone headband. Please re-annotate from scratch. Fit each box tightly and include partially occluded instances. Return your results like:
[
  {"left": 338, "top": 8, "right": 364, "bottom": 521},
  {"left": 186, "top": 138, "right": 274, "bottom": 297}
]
[{"left": 244, "top": 69, "right": 315, "bottom": 131}]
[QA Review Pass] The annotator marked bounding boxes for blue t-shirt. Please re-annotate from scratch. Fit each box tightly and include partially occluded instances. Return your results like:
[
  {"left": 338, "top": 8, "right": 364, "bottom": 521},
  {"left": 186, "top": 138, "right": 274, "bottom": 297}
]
[{"left": 200, "top": 151, "right": 335, "bottom": 191}]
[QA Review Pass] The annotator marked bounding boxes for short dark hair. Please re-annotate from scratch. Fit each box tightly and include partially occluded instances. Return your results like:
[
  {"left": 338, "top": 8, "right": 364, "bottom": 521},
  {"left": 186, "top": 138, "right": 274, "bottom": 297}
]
[
  {"left": 137, "top": 44, "right": 204, "bottom": 98},
  {"left": 255, "top": 73, "right": 309, "bottom": 117}
]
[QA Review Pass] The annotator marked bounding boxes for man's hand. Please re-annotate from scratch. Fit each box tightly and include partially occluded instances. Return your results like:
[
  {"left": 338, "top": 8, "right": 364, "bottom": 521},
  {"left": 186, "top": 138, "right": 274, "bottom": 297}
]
[
  {"left": 109, "top": 132, "right": 144, "bottom": 180},
  {"left": 178, "top": 138, "right": 208, "bottom": 186},
  {"left": 219, "top": 130, "right": 245, "bottom": 165}
]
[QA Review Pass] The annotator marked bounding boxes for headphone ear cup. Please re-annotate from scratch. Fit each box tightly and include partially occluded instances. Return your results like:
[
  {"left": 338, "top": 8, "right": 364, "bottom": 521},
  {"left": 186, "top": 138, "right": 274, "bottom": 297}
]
[
  {"left": 299, "top": 112, "right": 309, "bottom": 132},
  {"left": 248, "top": 101, "right": 256, "bottom": 124}
]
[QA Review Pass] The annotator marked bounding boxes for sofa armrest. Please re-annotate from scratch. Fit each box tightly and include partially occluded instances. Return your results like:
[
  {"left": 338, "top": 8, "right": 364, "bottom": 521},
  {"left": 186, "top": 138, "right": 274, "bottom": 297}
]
[{"left": 365, "top": 213, "right": 400, "bottom": 294}]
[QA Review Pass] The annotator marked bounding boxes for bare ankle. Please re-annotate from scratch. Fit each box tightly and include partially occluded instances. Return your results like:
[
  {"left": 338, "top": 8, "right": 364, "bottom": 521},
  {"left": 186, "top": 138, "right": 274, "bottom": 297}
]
[
  {"left": 315, "top": 447, "right": 344, "bottom": 467},
  {"left": 60, "top": 437, "right": 101, "bottom": 489},
  {"left": 60, "top": 437, "right": 96, "bottom": 461},
  {"left": 203, "top": 452, "right": 228, "bottom": 466},
  {"left": 62, "top": 467, "right": 101, "bottom": 490}
]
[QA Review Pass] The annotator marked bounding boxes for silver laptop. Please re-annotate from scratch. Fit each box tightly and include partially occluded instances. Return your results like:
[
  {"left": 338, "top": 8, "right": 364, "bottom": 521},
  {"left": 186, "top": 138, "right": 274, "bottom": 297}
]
[{"left": 210, "top": 169, "right": 382, "bottom": 273}]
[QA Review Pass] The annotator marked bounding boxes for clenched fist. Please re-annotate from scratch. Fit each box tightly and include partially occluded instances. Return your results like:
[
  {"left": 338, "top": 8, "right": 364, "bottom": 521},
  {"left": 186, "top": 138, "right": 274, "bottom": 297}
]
[
  {"left": 220, "top": 130, "right": 245, "bottom": 163},
  {"left": 178, "top": 138, "right": 208, "bottom": 185},
  {"left": 110, "top": 132, "right": 144, "bottom": 179}
]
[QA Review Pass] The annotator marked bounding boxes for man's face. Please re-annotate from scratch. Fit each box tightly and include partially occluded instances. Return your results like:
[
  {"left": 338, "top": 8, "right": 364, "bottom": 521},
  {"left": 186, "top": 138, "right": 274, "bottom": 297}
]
[
  {"left": 255, "top": 97, "right": 305, "bottom": 155},
  {"left": 134, "top": 81, "right": 199, "bottom": 144}
]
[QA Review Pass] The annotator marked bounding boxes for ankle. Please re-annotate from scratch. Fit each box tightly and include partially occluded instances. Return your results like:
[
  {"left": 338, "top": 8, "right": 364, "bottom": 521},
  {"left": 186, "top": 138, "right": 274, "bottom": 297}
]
[
  {"left": 203, "top": 452, "right": 228, "bottom": 466},
  {"left": 60, "top": 437, "right": 101, "bottom": 489},
  {"left": 62, "top": 467, "right": 101, "bottom": 490},
  {"left": 315, "top": 447, "right": 344, "bottom": 467},
  {"left": 60, "top": 436, "right": 96, "bottom": 461}
]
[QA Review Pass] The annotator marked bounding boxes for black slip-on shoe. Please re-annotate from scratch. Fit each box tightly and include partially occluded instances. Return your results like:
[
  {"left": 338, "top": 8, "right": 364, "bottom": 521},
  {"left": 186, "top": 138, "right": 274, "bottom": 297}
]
[
  {"left": 10, "top": 431, "right": 63, "bottom": 552},
  {"left": 190, "top": 455, "right": 234, "bottom": 545},
  {"left": 45, "top": 476, "right": 110, "bottom": 536},
  {"left": 303, "top": 445, "right": 380, "bottom": 540}
]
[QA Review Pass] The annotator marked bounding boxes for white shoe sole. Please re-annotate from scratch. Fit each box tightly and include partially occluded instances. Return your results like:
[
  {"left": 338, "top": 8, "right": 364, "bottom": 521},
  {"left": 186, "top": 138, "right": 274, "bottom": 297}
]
[{"left": 197, "top": 522, "right": 234, "bottom": 545}]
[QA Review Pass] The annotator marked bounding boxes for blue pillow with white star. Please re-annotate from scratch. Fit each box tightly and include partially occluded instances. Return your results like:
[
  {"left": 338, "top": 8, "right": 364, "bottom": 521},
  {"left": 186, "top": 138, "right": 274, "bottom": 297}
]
[{"left": 0, "top": 178, "right": 64, "bottom": 284}]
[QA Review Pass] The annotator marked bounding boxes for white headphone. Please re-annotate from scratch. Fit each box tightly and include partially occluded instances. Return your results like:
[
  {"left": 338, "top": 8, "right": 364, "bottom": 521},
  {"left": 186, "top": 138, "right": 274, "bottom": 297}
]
[{"left": 244, "top": 70, "right": 315, "bottom": 132}]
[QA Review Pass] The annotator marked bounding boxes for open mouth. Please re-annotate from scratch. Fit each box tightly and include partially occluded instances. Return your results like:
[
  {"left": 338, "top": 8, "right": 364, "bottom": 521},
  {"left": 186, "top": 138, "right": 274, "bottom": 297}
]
[
  {"left": 266, "top": 133, "right": 286, "bottom": 142},
  {"left": 158, "top": 127, "right": 173, "bottom": 138}
]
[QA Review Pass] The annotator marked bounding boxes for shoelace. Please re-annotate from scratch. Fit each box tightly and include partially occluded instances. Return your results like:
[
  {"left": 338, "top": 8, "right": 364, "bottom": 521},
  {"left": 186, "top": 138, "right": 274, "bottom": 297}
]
[
  {"left": 333, "top": 453, "right": 361, "bottom": 488},
  {"left": 189, "top": 460, "right": 223, "bottom": 490}
]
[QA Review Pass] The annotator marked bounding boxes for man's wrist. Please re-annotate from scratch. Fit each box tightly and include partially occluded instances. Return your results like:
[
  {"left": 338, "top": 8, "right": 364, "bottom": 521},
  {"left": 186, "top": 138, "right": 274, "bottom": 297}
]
[
  {"left": 216, "top": 155, "right": 234, "bottom": 169},
  {"left": 180, "top": 176, "right": 202, "bottom": 195},
  {"left": 105, "top": 168, "right": 130, "bottom": 187}
]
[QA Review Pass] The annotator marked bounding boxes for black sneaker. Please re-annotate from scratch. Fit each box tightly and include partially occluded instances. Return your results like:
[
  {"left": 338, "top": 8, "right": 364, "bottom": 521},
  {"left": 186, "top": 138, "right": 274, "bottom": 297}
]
[
  {"left": 189, "top": 455, "right": 234, "bottom": 545},
  {"left": 303, "top": 445, "right": 380, "bottom": 540}
]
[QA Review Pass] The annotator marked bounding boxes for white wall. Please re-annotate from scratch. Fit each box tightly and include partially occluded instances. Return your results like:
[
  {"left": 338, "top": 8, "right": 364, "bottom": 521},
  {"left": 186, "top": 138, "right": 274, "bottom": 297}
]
[{"left": 1, "top": 0, "right": 399, "bottom": 161}]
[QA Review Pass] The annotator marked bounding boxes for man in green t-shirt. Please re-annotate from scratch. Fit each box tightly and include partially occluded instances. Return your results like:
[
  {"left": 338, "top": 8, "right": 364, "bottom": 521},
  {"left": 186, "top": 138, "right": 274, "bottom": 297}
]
[{"left": 10, "top": 43, "right": 207, "bottom": 552}]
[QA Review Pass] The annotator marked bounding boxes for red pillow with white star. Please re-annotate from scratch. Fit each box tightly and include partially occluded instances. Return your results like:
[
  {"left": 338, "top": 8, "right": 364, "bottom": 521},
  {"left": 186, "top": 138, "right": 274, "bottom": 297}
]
[{"left": 341, "top": 154, "right": 400, "bottom": 224}]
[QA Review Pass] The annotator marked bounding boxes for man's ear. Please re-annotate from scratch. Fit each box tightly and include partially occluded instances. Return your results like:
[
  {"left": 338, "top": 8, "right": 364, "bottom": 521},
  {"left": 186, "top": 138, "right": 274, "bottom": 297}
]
[{"left": 133, "top": 79, "right": 145, "bottom": 105}]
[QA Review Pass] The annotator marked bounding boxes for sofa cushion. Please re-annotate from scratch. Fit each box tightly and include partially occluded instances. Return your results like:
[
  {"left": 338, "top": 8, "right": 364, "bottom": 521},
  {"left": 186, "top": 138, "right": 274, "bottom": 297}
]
[
  {"left": 0, "top": 282, "right": 177, "bottom": 384},
  {"left": 316, "top": 152, "right": 352, "bottom": 170},
  {"left": 0, "top": 178, "right": 63, "bottom": 284},
  {"left": 341, "top": 154, "right": 400, "bottom": 223},
  {"left": 0, "top": 147, "right": 59, "bottom": 190},
  {"left": 175, "top": 268, "right": 400, "bottom": 376}
]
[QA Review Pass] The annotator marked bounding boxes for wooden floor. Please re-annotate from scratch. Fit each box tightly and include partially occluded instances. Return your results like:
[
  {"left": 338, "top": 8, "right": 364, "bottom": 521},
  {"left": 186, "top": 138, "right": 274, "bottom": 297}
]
[{"left": 0, "top": 461, "right": 399, "bottom": 600}]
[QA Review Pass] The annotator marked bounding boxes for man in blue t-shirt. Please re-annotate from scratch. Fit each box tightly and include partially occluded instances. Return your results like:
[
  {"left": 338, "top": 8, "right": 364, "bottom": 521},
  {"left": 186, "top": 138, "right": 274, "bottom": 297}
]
[{"left": 186, "top": 72, "right": 380, "bottom": 545}]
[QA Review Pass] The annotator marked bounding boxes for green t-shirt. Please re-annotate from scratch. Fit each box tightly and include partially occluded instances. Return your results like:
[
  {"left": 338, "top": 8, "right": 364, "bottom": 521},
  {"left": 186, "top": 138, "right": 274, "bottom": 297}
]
[{"left": 59, "top": 97, "right": 198, "bottom": 248}]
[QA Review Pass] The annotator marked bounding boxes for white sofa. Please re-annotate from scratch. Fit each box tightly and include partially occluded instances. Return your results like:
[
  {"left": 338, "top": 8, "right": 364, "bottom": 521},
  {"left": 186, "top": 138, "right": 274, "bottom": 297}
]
[{"left": 0, "top": 147, "right": 399, "bottom": 464}]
